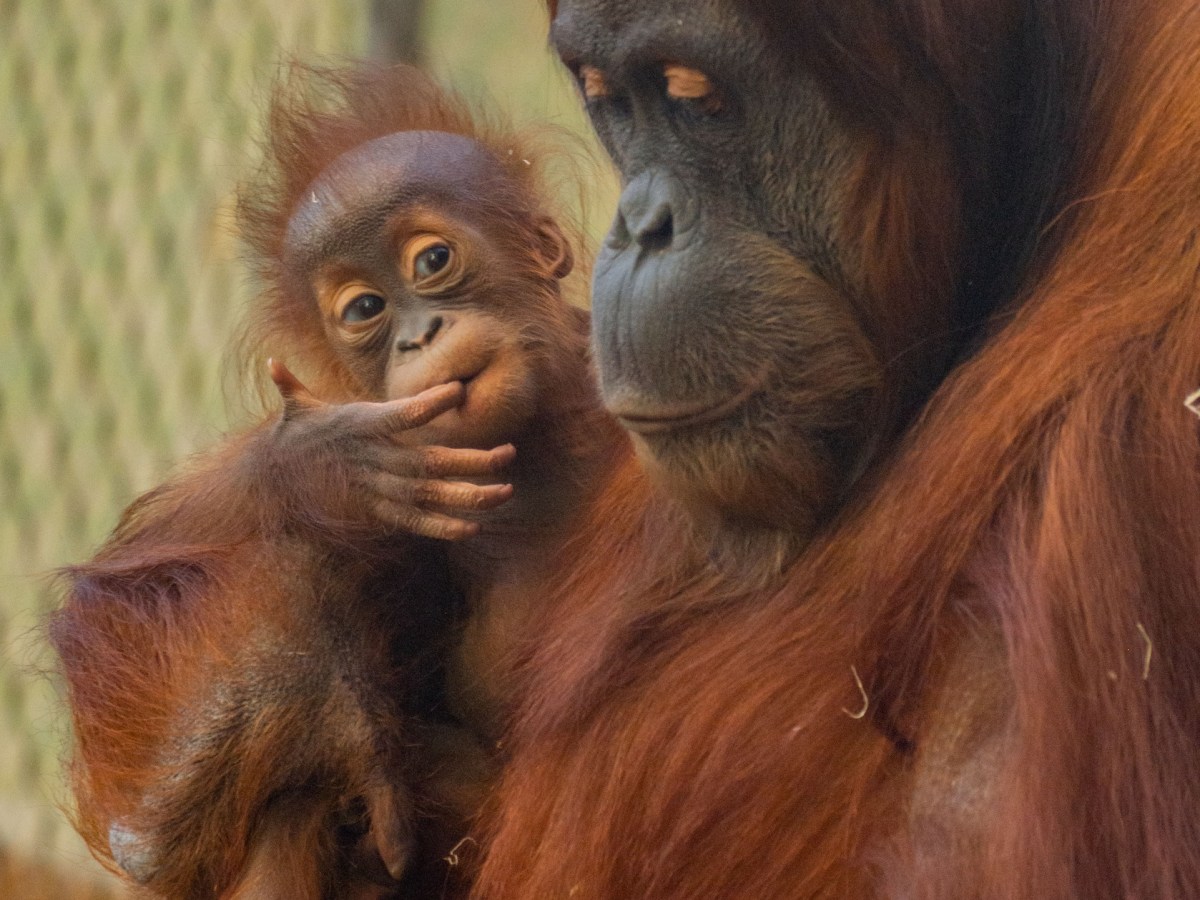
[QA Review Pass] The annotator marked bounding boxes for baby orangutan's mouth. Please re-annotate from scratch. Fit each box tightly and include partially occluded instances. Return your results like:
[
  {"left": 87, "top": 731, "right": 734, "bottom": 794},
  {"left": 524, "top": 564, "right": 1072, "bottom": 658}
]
[
  {"left": 390, "top": 334, "right": 495, "bottom": 405},
  {"left": 452, "top": 358, "right": 491, "bottom": 400}
]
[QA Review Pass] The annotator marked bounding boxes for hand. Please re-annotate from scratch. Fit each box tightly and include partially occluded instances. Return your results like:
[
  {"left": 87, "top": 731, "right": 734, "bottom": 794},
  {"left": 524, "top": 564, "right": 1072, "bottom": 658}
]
[{"left": 266, "top": 360, "right": 515, "bottom": 541}]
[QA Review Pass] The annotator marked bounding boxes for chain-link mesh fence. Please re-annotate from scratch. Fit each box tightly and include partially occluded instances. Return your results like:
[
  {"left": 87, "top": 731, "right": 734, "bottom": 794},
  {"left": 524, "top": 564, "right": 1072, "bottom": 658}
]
[{"left": 0, "top": 0, "right": 609, "bottom": 892}]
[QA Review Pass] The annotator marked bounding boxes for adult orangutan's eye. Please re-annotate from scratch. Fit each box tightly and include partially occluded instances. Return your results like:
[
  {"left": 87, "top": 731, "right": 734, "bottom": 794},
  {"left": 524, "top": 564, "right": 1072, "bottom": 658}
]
[
  {"left": 663, "top": 64, "right": 724, "bottom": 115},
  {"left": 342, "top": 293, "right": 386, "bottom": 323},
  {"left": 414, "top": 244, "right": 452, "bottom": 280},
  {"left": 579, "top": 64, "right": 612, "bottom": 101}
]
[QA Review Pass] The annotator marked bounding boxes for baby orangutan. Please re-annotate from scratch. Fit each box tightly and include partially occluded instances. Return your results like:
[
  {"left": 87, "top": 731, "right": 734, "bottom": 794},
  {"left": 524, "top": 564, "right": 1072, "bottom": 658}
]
[{"left": 53, "top": 66, "right": 628, "bottom": 899}]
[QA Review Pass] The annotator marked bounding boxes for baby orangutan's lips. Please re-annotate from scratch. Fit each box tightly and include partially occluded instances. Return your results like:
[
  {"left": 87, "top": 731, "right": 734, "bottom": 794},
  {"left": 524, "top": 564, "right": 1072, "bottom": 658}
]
[
  {"left": 457, "top": 366, "right": 484, "bottom": 390},
  {"left": 388, "top": 324, "right": 498, "bottom": 403},
  {"left": 451, "top": 357, "right": 492, "bottom": 399},
  {"left": 610, "top": 371, "right": 768, "bottom": 436}
]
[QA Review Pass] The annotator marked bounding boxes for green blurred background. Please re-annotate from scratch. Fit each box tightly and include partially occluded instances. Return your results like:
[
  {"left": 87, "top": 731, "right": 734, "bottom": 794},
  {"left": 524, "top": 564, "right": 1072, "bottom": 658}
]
[{"left": 0, "top": 1, "right": 613, "bottom": 894}]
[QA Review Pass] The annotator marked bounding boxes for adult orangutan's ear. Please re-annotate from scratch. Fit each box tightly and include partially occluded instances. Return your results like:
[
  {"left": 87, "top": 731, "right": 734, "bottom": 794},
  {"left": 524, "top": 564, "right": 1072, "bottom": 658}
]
[{"left": 534, "top": 216, "right": 575, "bottom": 280}]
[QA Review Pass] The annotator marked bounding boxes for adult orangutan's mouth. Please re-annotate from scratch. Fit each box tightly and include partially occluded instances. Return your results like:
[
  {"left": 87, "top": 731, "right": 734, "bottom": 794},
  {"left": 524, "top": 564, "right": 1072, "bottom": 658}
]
[{"left": 611, "top": 373, "right": 767, "bottom": 436}]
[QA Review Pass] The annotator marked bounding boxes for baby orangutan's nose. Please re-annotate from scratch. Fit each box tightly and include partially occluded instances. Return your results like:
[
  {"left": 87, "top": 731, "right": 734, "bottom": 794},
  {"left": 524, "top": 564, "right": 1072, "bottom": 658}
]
[{"left": 396, "top": 315, "right": 446, "bottom": 353}]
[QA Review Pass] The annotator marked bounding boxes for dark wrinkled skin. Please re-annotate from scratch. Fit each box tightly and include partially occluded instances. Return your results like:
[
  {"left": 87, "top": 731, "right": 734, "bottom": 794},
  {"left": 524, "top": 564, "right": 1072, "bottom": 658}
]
[{"left": 553, "top": 0, "right": 898, "bottom": 552}]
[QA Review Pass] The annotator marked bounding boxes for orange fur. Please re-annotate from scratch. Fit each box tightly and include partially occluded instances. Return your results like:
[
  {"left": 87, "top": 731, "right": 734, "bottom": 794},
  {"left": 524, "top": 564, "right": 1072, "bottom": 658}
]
[
  {"left": 470, "top": 2, "right": 1200, "bottom": 897},
  {"left": 54, "top": 2, "right": 1200, "bottom": 894},
  {"left": 51, "top": 64, "right": 624, "bottom": 899}
]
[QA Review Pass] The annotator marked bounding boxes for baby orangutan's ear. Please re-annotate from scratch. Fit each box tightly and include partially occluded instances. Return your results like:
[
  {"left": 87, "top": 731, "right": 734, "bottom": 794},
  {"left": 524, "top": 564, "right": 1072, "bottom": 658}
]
[{"left": 533, "top": 216, "right": 574, "bottom": 280}]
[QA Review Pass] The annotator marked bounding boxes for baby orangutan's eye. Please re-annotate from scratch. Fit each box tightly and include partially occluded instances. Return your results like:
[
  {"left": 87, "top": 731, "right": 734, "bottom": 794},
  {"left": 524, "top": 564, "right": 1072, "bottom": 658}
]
[
  {"left": 414, "top": 244, "right": 452, "bottom": 280},
  {"left": 342, "top": 293, "right": 386, "bottom": 323},
  {"left": 403, "top": 234, "right": 458, "bottom": 287}
]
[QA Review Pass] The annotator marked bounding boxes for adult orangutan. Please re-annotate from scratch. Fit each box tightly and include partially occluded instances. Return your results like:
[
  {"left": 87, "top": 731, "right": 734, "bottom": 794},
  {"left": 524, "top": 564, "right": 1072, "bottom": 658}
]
[
  {"left": 50, "top": 66, "right": 644, "bottom": 899},
  {"left": 465, "top": 1, "right": 1200, "bottom": 898}
]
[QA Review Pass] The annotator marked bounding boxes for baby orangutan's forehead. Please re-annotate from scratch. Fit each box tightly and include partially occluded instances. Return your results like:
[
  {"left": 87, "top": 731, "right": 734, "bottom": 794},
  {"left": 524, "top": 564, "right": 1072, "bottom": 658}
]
[{"left": 284, "top": 131, "right": 504, "bottom": 270}]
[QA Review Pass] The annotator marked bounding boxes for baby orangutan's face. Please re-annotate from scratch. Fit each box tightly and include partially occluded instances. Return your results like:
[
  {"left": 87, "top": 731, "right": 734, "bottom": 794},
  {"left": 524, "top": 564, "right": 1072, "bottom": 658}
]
[{"left": 285, "top": 130, "right": 576, "bottom": 449}]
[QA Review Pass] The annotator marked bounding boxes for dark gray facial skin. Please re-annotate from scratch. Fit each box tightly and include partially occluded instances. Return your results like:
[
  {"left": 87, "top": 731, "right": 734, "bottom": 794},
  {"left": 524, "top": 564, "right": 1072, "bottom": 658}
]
[{"left": 551, "top": 0, "right": 899, "bottom": 543}]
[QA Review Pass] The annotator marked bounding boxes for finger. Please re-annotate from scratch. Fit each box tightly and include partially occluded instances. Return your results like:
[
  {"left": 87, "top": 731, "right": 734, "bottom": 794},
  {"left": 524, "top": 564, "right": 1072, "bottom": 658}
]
[
  {"left": 420, "top": 481, "right": 514, "bottom": 512},
  {"left": 370, "top": 474, "right": 514, "bottom": 512},
  {"left": 372, "top": 500, "right": 480, "bottom": 542},
  {"left": 268, "top": 359, "right": 319, "bottom": 415},
  {"left": 368, "top": 382, "right": 465, "bottom": 435},
  {"left": 417, "top": 444, "right": 517, "bottom": 478}
]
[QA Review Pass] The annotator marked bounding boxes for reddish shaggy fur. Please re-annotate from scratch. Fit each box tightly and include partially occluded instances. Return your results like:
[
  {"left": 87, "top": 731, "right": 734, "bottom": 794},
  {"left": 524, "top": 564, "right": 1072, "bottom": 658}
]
[
  {"left": 469, "top": 2, "right": 1200, "bottom": 898},
  {"left": 237, "top": 63, "right": 591, "bottom": 403},
  {"left": 52, "top": 0, "right": 1200, "bottom": 896},
  {"left": 50, "top": 65, "right": 616, "bottom": 898}
]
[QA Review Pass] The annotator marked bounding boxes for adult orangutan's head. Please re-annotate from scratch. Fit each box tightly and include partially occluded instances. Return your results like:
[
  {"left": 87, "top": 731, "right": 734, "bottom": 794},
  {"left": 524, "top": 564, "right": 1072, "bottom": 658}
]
[{"left": 549, "top": 0, "right": 1030, "bottom": 541}]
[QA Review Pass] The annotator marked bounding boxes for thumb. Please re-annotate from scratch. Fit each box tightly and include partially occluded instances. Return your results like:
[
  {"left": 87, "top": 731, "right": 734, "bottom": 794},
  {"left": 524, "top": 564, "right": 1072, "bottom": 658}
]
[{"left": 268, "top": 359, "right": 320, "bottom": 417}]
